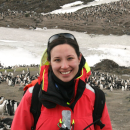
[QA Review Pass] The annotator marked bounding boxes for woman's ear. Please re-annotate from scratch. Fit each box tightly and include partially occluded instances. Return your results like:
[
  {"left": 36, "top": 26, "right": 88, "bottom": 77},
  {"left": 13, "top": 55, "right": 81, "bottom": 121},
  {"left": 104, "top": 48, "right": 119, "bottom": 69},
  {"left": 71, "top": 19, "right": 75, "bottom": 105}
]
[
  {"left": 78, "top": 53, "right": 82, "bottom": 64},
  {"left": 47, "top": 58, "right": 51, "bottom": 65}
]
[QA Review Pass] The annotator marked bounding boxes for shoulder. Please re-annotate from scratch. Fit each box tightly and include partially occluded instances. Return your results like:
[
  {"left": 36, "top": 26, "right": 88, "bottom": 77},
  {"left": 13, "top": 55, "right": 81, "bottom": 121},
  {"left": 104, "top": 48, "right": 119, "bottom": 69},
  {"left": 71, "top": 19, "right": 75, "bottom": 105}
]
[
  {"left": 28, "top": 86, "right": 34, "bottom": 93},
  {"left": 84, "top": 84, "right": 105, "bottom": 99},
  {"left": 23, "top": 82, "right": 41, "bottom": 105},
  {"left": 82, "top": 84, "right": 95, "bottom": 104},
  {"left": 85, "top": 84, "right": 95, "bottom": 93},
  {"left": 22, "top": 86, "right": 34, "bottom": 104}
]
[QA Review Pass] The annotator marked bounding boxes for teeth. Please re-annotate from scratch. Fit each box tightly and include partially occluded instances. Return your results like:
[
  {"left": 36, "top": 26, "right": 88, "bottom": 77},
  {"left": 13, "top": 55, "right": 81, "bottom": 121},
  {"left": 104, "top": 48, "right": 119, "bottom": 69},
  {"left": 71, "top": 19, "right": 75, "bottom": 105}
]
[{"left": 61, "top": 71, "right": 71, "bottom": 74}]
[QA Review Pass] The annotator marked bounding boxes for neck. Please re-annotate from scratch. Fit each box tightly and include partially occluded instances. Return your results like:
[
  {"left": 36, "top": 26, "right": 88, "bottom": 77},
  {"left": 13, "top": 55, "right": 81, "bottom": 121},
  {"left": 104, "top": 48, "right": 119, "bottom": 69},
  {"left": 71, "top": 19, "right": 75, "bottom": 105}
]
[{"left": 51, "top": 71, "right": 75, "bottom": 102}]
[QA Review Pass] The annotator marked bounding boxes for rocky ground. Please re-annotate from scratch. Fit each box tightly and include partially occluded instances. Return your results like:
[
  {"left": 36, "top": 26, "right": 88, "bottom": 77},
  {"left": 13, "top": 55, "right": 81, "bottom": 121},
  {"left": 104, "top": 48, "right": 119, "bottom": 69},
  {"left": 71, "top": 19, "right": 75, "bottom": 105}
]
[
  {"left": 104, "top": 89, "right": 130, "bottom": 130},
  {"left": 0, "top": 0, "right": 93, "bottom": 13},
  {"left": 1, "top": 84, "right": 130, "bottom": 130},
  {"left": 0, "top": 0, "right": 130, "bottom": 35}
]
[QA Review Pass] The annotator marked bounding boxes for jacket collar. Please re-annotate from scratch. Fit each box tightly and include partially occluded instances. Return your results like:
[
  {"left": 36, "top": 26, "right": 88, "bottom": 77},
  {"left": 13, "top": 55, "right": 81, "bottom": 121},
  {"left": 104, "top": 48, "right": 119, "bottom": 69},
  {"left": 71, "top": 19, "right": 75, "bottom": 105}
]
[{"left": 38, "top": 65, "right": 91, "bottom": 110}]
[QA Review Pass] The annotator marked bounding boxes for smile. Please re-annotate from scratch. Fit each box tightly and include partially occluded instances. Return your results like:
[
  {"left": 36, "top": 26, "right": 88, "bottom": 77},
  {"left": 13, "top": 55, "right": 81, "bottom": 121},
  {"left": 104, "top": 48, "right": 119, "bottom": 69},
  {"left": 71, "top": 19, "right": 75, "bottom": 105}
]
[{"left": 61, "top": 71, "right": 71, "bottom": 75}]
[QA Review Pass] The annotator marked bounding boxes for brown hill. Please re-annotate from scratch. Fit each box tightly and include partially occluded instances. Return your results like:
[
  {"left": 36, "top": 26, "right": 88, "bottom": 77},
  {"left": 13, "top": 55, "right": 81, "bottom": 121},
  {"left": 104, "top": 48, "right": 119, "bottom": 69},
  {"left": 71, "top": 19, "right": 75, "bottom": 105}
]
[
  {"left": 91, "top": 59, "right": 130, "bottom": 75},
  {"left": 0, "top": 0, "right": 130, "bottom": 35},
  {"left": 0, "top": 0, "right": 93, "bottom": 13}
]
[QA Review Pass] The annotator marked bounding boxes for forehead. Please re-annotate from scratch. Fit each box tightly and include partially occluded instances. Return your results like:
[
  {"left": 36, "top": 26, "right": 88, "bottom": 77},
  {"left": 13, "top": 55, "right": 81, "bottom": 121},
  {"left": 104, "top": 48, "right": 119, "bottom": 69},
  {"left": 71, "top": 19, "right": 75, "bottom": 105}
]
[{"left": 50, "top": 44, "right": 76, "bottom": 57}]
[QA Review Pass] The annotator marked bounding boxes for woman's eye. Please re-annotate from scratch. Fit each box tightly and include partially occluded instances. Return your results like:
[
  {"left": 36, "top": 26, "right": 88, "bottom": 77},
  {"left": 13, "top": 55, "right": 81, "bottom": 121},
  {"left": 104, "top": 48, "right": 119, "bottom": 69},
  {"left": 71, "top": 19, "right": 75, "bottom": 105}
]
[
  {"left": 68, "top": 57, "right": 73, "bottom": 60},
  {"left": 55, "top": 59, "right": 60, "bottom": 62}
]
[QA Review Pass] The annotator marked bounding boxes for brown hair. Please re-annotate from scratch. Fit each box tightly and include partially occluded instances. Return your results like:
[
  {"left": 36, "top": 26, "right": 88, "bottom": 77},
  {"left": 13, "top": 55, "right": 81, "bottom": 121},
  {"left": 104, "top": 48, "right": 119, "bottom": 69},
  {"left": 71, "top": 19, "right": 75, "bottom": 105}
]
[{"left": 47, "top": 37, "right": 80, "bottom": 61}]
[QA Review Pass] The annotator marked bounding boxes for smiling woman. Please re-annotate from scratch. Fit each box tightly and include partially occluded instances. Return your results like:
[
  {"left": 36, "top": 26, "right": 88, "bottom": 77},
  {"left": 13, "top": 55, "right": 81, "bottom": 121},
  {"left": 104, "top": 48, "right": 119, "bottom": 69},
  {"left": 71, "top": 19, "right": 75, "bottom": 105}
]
[
  {"left": 47, "top": 34, "right": 82, "bottom": 83},
  {"left": 49, "top": 44, "right": 82, "bottom": 82},
  {"left": 11, "top": 33, "right": 112, "bottom": 130}
]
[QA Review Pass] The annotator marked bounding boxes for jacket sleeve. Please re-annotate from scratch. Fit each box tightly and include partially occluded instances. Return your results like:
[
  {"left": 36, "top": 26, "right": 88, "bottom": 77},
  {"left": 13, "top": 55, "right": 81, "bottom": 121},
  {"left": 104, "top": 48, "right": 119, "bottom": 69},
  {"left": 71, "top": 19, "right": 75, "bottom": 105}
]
[
  {"left": 11, "top": 87, "right": 34, "bottom": 130},
  {"left": 95, "top": 103, "right": 112, "bottom": 130}
]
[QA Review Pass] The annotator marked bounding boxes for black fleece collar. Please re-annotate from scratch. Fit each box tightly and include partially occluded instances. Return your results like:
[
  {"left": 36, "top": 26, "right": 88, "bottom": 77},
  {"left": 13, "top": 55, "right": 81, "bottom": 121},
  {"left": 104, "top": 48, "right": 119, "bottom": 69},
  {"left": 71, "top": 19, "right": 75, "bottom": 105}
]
[{"left": 51, "top": 71, "right": 75, "bottom": 102}]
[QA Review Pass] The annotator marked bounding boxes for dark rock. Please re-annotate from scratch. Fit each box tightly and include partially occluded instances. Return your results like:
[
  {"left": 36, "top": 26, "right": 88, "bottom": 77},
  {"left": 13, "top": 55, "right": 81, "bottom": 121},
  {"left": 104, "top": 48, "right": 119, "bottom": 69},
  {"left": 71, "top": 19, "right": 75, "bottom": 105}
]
[
  {"left": 91, "top": 59, "right": 130, "bottom": 75},
  {"left": 19, "top": 87, "right": 24, "bottom": 91}
]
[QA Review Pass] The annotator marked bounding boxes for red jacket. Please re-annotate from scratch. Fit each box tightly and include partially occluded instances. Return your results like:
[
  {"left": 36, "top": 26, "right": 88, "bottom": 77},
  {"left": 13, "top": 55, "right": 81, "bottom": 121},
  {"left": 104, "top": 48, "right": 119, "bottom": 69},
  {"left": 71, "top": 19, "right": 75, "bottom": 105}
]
[{"left": 11, "top": 65, "right": 112, "bottom": 130}]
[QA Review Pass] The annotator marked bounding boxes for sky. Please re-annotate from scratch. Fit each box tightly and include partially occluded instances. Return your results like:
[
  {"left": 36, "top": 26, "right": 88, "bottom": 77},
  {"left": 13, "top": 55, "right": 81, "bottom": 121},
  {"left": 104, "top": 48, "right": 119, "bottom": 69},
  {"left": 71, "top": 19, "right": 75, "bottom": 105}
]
[{"left": 0, "top": 0, "right": 130, "bottom": 68}]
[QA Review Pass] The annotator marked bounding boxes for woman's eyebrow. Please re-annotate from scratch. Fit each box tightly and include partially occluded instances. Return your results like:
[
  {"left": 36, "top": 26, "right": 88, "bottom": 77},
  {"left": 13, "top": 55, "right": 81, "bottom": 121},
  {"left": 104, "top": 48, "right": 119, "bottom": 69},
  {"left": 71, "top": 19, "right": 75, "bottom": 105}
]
[
  {"left": 53, "top": 56, "right": 60, "bottom": 59},
  {"left": 67, "top": 55, "right": 74, "bottom": 57}
]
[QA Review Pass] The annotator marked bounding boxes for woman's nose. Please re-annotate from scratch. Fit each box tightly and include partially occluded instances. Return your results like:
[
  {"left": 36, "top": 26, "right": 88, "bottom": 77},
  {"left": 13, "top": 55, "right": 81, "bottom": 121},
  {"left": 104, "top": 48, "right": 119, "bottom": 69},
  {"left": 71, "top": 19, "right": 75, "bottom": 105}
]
[{"left": 61, "top": 60, "right": 69, "bottom": 69}]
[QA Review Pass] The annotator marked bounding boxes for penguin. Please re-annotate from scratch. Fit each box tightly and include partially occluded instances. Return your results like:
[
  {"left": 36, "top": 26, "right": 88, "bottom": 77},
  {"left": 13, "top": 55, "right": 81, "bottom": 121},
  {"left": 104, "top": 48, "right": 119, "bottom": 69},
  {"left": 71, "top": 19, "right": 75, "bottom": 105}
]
[
  {"left": 0, "top": 97, "right": 4, "bottom": 105},
  {"left": 0, "top": 100, "right": 7, "bottom": 115}
]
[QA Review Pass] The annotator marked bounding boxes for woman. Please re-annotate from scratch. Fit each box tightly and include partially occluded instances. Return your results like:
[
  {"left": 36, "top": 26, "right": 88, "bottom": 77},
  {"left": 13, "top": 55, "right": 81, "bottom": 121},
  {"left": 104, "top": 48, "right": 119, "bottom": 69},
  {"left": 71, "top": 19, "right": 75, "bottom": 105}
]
[{"left": 11, "top": 33, "right": 112, "bottom": 130}]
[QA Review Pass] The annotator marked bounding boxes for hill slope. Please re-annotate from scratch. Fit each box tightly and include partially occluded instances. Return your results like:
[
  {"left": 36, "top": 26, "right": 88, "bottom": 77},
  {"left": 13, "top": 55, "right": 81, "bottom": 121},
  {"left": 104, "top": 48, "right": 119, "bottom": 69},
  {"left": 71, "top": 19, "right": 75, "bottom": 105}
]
[
  {"left": 0, "top": 0, "right": 93, "bottom": 13},
  {"left": 0, "top": 0, "right": 130, "bottom": 35}
]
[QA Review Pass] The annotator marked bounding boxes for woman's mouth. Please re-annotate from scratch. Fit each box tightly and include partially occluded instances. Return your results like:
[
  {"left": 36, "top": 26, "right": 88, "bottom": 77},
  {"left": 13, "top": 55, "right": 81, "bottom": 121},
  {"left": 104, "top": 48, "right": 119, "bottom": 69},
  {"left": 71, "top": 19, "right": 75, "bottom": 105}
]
[{"left": 60, "top": 71, "right": 71, "bottom": 75}]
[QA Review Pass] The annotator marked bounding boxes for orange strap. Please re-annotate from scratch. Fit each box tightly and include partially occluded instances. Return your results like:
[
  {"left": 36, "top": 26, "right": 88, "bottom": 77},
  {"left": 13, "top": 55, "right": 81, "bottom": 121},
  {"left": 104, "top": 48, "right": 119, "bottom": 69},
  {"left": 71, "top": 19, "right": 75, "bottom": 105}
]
[
  {"left": 23, "top": 79, "right": 38, "bottom": 91},
  {"left": 23, "top": 65, "right": 47, "bottom": 91}
]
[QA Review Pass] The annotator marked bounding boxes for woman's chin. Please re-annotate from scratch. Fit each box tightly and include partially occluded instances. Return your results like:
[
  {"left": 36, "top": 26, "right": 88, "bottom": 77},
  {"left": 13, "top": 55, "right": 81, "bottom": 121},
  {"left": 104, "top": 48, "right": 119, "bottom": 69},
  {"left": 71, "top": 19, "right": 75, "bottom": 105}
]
[{"left": 60, "top": 77, "right": 73, "bottom": 82}]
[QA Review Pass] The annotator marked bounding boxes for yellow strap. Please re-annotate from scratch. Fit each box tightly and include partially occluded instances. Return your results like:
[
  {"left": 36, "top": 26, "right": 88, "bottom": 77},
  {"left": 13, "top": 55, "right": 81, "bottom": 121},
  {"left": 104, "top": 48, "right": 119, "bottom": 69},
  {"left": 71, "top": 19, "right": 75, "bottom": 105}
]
[
  {"left": 39, "top": 49, "right": 50, "bottom": 72},
  {"left": 67, "top": 102, "right": 70, "bottom": 105},
  {"left": 57, "top": 119, "right": 62, "bottom": 128},
  {"left": 76, "top": 68, "right": 83, "bottom": 79},
  {"left": 59, "top": 119, "right": 62, "bottom": 124},
  {"left": 72, "top": 119, "right": 75, "bottom": 125},
  {"left": 42, "top": 69, "right": 45, "bottom": 90},
  {"left": 84, "top": 62, "right": 90, "bottom": 73}
]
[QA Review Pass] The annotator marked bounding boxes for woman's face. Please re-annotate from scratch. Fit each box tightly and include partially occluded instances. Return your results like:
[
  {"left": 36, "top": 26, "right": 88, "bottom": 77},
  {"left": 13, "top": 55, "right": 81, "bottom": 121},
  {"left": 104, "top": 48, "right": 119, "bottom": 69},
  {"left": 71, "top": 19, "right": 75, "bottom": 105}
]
[{"left": 50, "top": 44, "right": 81, "bottom": 82}]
